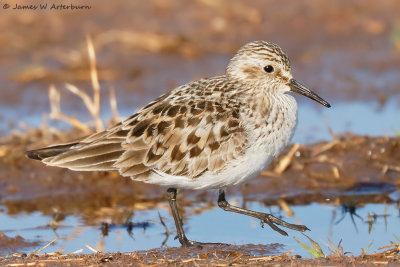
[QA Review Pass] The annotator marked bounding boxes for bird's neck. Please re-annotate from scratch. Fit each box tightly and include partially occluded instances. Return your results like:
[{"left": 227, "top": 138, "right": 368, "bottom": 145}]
[
  {"left": 225, "top": 80, "right": 292, "bottom": 116},
  {"left": 242, "top": 90, "right": 298, "bottom": 156},
  {"left": 216, "top": 77, "right": 298, "bottom": 124},
  {"left": 251, "top": 91, "right": 296, "bottom": 116}
]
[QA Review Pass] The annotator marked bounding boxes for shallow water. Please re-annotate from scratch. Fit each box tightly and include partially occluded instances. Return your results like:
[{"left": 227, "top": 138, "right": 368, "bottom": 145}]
[
  {"left": 294, "top": 98, "right": 400, "bottom": 143},
  {"left": 1, "top": 193, "right": 399, "bottom": 257}
]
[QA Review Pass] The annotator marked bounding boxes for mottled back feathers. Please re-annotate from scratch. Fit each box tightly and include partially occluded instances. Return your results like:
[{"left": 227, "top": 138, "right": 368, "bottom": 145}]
[{"left": 36, "top": 76, "right": 249, "bottom": 180}]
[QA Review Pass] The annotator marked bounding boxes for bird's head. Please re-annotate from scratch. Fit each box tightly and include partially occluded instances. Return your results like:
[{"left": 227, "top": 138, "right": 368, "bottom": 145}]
[{"left": 226, "top": 41, "right": 330, "bottom": 108}]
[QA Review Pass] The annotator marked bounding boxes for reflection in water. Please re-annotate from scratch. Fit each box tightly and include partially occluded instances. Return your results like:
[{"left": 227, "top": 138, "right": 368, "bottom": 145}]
[
  {"left": 332, "top": 200, "right": 363, "bottom": 233},
  {"left": 0, "top": 194, "right": 399, "bottom": 257},
  {"left": 99, "top": 221, "right": 151, "bottom": 239}
]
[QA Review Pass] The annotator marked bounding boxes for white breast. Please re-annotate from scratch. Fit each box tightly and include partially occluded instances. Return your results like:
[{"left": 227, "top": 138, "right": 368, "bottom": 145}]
[{"left": 140, "top": 94, "right": 298, "bottom": 190}]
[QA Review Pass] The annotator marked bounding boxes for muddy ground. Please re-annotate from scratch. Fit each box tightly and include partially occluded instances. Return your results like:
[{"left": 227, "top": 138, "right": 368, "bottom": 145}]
[
  {"left": 0, "top": 243, "right": 399, "bottom": 266},
  {"left": 1, "top": 131, "right": 400, "bottom": 223},
  {"left": 1, "top": 0, "right": 400, "bottom": 265}
]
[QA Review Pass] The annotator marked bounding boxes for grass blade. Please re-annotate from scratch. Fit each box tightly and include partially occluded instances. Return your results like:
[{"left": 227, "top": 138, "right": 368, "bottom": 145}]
[{"left": 294, "top": 234, "right": 325, "bottom": 258}]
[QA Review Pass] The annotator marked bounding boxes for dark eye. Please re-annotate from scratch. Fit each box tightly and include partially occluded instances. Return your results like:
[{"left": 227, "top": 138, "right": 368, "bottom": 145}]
[{"left": 263, "top": 65, "right": 274, "bottom": 73}]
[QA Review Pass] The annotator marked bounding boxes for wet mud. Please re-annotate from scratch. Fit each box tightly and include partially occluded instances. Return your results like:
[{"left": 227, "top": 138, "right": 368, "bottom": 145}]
[
  {"left": 1, "top": 133, "right": 399, "bottom": 219},
  {"left": 0, "top": 233, "right": 39, "bottom": 256}
]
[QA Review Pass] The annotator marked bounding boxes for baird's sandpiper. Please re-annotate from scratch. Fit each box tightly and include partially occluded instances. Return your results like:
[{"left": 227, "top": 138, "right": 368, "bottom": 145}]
[{"left": 27, "top": 41, "right": 330, "bottom": 247}]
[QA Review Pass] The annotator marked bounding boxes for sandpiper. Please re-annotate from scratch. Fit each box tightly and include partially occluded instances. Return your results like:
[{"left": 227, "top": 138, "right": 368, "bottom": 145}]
[{"left": 27, "top": 41, "right": 330, "bottom": 247}]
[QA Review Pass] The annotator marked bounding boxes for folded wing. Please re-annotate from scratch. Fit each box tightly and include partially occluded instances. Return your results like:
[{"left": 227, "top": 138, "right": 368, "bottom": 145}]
[{"left": 27, "top": 98, "right": 248, "bottom": 180}]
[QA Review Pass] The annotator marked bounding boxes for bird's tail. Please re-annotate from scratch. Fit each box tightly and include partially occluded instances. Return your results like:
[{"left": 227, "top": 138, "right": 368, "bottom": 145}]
[
  {"left": 25, "top": 132, "right": 123, "bottom": 172},
  {"left": 26, "top": 143, "right": 79, "bottom": 161}
]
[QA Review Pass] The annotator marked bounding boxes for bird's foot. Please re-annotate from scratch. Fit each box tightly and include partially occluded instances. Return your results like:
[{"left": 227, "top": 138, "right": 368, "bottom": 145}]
[
  {"left": 176, "top": 235, "right": 228, "bottom": 248},
  {"left": 259, "top": 213, "right": 310, "bottom": 236},
  {"left": 177, "top": 236, "right": 203, "bottom": 248}
]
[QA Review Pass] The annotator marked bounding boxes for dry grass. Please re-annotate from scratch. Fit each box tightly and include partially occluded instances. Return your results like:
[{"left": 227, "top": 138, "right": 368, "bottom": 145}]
[
  {"left": 48, "top": 35, "right": 120, "bottom": 136},
  {"left": 29, "top": 238, "right": 57, "bottom": 256},
  {"left": 48, "top": 85, "right": 91, "bottom": 134},
  {"left": 260, "top": 143, "right": 301, "bottom": 177},
  {"left": 2, "top": 239, "right": 399, "bottom": 266},
  {"left": 0, "top": 36, "right": 122, "bottom": 151}
]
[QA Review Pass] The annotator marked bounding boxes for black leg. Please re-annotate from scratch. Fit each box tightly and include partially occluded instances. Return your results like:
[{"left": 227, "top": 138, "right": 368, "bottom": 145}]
[
  {"left": 217, "top": 189, "right": 309, "bottom": 236},
  {"left": 167, "top": 188, "right": 228, "bottom": 248},
  {"left": 167, "top": 188, "right": 202, "bottom": 247}
]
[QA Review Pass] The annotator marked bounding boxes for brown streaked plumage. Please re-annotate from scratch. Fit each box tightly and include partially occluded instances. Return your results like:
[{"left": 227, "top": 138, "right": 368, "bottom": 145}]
[
  {"left": 30, "top": 75, "right": 249, "bottom": 181},
  {"left": 26, "top": 41, "right": 330, "bottom": 247}
]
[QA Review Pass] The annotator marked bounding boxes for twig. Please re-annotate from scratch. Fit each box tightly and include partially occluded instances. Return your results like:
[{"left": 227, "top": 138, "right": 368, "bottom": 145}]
[
  {"left": 84, "top": 242, "right": 98, "bottom": 253},
  {"left": 360, "top": 240, "right": 374, "bottom": 257},
  {"left": 30, "top": 237, "right": 57, "bottom": 255},
  {"left": 71, "top": 249, "right": 84, "bottom": 254},
  {"left": 324, "top": 114, "right": 337, "bottom": 140},
  {"left": 378, "top": 243, "right": 399, "bottom": 250},
  {"left": 48, "top": 85, "right": 91, "bottom": 134},
  {"left": 273, "top": 143, "right": 300, "bottom": 174},
  {"left": 181, "top": 258, "right": 199, "bottom": 263},
  {"left": 158, "top": 211, "right": 170, "bottom": 246},
  {"left": 109, "top": 86, "right": 120, "bottom": 123},
  {"left": 86, "top": 35, "right": 103, "bottom": 132},
  {"left": 229, "top": 253, "right": 244, "bottom": 264},
  {"left": 311, "top": 140, "right": 339, "bottom": 157},
  {"left": 47, "top": 36, "right": 109, "bottom": 134},
  {"left": 249, "top": 249, "right": 294, "bottom": 261},
  {"left": 377, "top": 163, "right": 400, "bottom": 172},
  {"left": 65, "top": 83, "right": 96, "bottom": 116},
  {"left": 277, "top": 199, "right": 294, "bottom": 217},
  {"left": 248, "top": 255, "right": 273, "bottom": 261},
  {"left": 332, "top": 166, "right": 340, "bottom": 179},
  {"left": 260, "top": 170, "right": 281, "bottom": 177}
]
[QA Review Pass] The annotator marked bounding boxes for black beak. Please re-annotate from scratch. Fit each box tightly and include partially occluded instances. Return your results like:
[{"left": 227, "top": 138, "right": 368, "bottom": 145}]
[{"left": 289, "top": 79, "right": 331, "bottom": 108}]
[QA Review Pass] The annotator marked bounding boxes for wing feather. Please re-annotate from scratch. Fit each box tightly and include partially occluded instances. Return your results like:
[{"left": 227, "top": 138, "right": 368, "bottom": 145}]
[
  {"left": 55, "top": 151, "right": 122, "bottom": 169},
  {"left": 28, "top": 77, "right": 249, "bottom": 181},
  {"left": 114, "top": 98, "right": 248, "bottom": 179}
]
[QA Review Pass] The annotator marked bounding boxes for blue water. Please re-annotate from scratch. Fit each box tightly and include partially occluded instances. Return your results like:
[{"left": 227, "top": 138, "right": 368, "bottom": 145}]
[
  {"left": 1, "top": 197, "right": 399, "bottom": 257},
  {"left": 294, "top": 98, "right": 400, "bottom": 143}
]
